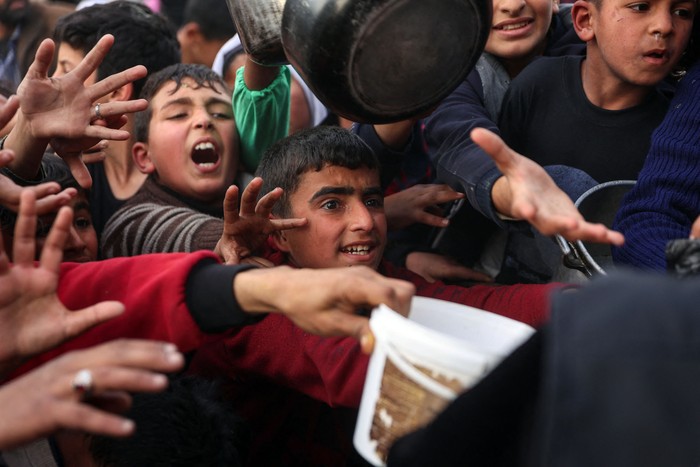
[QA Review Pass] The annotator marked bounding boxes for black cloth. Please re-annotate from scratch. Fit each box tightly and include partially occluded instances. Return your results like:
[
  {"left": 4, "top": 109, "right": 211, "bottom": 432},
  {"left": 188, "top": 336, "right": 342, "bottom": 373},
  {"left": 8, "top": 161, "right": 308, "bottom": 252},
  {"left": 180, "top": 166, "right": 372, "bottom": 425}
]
[
  {"left": 87, "top": 162, "right": 125, "bottom": 241},
  {"left": 499, "top": 55, "right": 671, "bottom": 183},
  {"left": 185, "top": 259, "right": 263, "bottom": 332},
  {"left": 388, "top": 273, "right": 700, "bottom": 466}
]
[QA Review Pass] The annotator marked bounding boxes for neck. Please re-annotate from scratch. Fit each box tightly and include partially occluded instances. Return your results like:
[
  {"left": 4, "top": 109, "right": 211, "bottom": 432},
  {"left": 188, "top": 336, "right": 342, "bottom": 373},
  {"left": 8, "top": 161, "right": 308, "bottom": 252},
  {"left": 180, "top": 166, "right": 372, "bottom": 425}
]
[{"left": 580, "top": 56, "right": 652, "bottom": 110}]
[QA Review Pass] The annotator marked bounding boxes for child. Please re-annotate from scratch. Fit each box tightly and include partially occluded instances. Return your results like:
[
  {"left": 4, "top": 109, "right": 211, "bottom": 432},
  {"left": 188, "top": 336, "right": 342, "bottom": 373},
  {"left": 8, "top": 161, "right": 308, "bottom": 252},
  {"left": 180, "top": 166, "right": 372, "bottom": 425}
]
[
  {"left": 487, "top": 0, "right": 695, "bottom": 282},
  {"left": 0, "top": 155, "right": 98, "bottom": 263},
  {"left": 353, "top": 0, "right": 589, "bottom": 283},
  {"left": 187, "top": 125, "right": 573, "bottom": 466},
  {"left": 100, "top": 63, "right": 302, "bottom": 258}
]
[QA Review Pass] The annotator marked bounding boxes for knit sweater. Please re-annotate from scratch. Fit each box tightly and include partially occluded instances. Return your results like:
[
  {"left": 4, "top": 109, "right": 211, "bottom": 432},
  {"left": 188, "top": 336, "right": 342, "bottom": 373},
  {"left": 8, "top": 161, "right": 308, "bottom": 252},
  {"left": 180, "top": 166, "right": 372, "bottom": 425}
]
[
  {"left": 612, "top": 61, "right": 700, "bottom": 271},
  {"left": 101, "top": 176, "right": 224, "bottom": 258}
]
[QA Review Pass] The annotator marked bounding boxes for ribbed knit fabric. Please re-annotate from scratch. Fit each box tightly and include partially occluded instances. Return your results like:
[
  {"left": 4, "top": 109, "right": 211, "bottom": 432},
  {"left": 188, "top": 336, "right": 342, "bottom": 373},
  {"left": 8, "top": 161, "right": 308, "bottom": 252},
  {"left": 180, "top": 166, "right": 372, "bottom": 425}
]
[
  {"left": 612, "top": 62, "right": 700, "bottom": 271},
  {"left": 101, "top": 177, "right": 224, "bottom": 258}
]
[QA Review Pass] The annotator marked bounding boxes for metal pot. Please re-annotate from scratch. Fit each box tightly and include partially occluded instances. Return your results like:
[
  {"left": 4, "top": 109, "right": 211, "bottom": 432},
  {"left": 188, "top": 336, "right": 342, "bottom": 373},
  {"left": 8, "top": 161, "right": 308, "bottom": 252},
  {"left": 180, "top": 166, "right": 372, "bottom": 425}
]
[
  {"left": 281, "top": 0, "right": 491, "bottom": 123},
  {"left": 225, "top": 0, "right": 288, "bottom": 65}
]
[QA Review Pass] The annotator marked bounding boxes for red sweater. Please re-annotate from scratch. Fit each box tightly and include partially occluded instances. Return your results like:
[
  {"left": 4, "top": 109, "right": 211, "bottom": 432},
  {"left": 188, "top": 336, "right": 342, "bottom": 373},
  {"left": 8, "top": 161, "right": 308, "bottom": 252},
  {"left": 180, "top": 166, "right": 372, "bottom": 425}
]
[{"left": 188, "top": 258, "right": 565, "bottom": 466}]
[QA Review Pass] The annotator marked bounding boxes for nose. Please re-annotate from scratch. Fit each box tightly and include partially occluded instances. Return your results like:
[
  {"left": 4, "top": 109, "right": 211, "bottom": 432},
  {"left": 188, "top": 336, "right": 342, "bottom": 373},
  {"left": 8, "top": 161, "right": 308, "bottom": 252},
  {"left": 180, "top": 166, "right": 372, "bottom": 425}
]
[
  {"left": 496, "top": 0, "right": 526, "bottom": 15},
  {"left": 64, "top": 225, "right": 87, "bottom": 253},
  {"left": 349, "top": 201, "right": 375, "bottom": 232},
  {"left": 650, "top": 9, "right": 675, "bottom": 38},
  {"left": 193, "top": 109, "right": 214, "bottom": 130}
]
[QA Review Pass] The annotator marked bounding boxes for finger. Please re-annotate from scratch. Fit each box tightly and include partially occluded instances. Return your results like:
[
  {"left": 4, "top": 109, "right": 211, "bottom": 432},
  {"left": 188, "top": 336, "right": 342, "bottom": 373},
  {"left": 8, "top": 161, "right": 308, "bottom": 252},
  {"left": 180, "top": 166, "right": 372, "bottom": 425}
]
[
  {"left": 62, "top": 154, "right": 93, "bottom": 189},
  {"left": 0, "top": 95, "right": 19, "bottom": 129},
  {"left": 83, "top": 126, "right": 131, "bottom": 142},
  {"left": 87, "top": 65, "right": 148, "bottom": 103},
  {"left": 53, "top": 401, "right": 135, "bottom": 437},
  {"left": 0, "top": 149, "right": 14, "bottom": 168},
  {"left": 89, "top": 99, "right": 148, "bottom": 122},
  {"left": 75, "top": 339, "right": 185, "bottom": 374},
  {"left": 268, "top": 217, "right": 307, "bottom": 231},
  {"left": 12, "top": 190, "right": 38, "bottom": 265},
  {"left": 240, "top": 177, "right": 264, "bottom": 215},
  {"left": 691, "top": 216, "right": 700, "bottom": 239},
  {"left": 88, "top": 391, "right": 132, "bottom": 415},
  {"left": 33, "top": 187, "right": 77, "bottom": 217},
  {"left": 71, "top": 35, "right": 115, "bottom": 84},
  {"left": 254, "top": 187, "right": 283, "bottom": 217},
  {"left": 24, "top": 38, "right": 55, "bottom": 80},
  {"left": 62, "top": 301, "right": 126, "bottom": 342},
  {"left": 415, "top": 212, "right": 451, "bottom": 228},
  {"left": 222, "top": 185, "right": 240, "bottom": 224},
  {"left": 38, "top": 205, "right": 72, "bottom": 271},
  {"left": 470, "top": 127, "right": 514, "bottom": 169},
  {"left": 86, "top": 366, "right": 170, "bottom": 395}
]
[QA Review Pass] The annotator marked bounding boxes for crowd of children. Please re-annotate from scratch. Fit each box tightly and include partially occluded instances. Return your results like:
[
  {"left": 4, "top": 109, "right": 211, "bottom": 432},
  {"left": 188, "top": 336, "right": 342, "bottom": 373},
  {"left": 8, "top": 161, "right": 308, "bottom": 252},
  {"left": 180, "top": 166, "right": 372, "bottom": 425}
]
[{"left": 0, "top": 0, "right": 698, "bottom": 465}]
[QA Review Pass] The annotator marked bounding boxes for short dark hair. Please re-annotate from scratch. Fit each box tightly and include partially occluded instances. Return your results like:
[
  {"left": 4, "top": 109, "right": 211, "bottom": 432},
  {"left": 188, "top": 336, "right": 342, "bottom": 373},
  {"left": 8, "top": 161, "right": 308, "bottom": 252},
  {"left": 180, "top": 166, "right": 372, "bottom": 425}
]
[
  {"left": 89, "top": 375, "right": 249, "bottom": 467},
  {"left": 53, "top": 1, "right": 181, "bottom": 99},
  {"left": 182, "top": 0, "right": 237, "bottom": 41},
  {"left": 255, "top": 126, "right": 380, "bottom": 217},
  {"left": 134, "top": 63, "right": 231, "bottom": 143}
]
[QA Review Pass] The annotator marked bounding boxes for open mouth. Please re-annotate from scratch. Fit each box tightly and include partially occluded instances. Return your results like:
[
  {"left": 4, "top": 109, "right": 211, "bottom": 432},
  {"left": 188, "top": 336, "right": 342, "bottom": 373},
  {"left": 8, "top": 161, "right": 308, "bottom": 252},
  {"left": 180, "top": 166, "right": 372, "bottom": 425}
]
[
  {"left": 341, "top": 245, "right": 374, "bottom": 255},
  {"left": 191, "top": 141, "right": 219, "bottom": 168},
  {"left": 493, "top": 19, "right": 532, "bottom": 31}
]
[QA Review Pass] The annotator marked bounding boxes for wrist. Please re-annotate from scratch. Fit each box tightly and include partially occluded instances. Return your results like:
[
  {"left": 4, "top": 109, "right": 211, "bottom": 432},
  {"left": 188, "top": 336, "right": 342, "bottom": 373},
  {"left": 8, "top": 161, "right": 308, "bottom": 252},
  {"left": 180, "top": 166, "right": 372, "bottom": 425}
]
[{"left": 233, "top": 266, "right": 290, "bottom": 314}]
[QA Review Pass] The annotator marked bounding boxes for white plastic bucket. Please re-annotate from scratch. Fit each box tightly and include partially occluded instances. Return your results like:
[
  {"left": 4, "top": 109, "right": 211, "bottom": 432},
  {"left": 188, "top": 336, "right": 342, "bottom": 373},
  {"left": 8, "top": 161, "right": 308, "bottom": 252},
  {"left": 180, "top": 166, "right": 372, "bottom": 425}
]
[{"left": 353, "top": 296, "right": 535, "bottom": 466}]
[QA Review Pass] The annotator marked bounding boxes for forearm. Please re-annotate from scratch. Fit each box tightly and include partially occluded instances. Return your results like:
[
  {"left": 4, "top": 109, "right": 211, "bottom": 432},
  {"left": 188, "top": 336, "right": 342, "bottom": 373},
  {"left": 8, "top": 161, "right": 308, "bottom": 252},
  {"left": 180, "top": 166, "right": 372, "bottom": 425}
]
[
  {"left": 234, "top": 65, "right": 290, "bottom": 172},
  {"left": 3, "top": 113, "right": 50, "bottom": 180}
]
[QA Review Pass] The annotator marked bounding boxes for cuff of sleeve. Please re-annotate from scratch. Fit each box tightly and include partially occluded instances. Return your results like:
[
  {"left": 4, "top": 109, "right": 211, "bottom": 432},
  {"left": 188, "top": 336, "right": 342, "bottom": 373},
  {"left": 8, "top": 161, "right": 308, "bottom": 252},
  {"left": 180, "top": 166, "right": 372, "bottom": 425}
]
[
  {"left": 475, "top": 166, "right": 524, "bottom": 229},
  {"left": 185, "top": 259, "right": 265, "bottom": 333}
]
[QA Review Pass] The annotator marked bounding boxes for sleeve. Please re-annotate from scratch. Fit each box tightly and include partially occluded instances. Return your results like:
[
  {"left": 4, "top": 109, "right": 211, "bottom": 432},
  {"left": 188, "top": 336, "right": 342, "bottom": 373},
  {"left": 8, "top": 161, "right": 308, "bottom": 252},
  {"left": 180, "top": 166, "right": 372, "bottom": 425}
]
[
  {"left": 233, "top": 65, "right": 291, "bottom": 173},
  {"left": 10, "top": 251, "right": 243, "bottom": 379},
  {"left": 101, "top": 201, "right": 224, "bottom": 258},
  {"left": 423, "top": 70, "right": 508, "bottom": 225},
  {"left": 191, "top": 314, "right": 370, "bottom": 408},
  {"left": 612, "top": 62, "right": 700, "bottom": 271}
]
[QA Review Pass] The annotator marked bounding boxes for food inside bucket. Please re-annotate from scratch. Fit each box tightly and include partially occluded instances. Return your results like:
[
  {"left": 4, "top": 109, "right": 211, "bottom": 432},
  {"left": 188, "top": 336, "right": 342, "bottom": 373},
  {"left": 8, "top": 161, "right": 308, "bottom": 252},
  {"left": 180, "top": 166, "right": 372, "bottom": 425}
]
[{"left": 369, "top": 357, "right": 465, "bottom": 461}]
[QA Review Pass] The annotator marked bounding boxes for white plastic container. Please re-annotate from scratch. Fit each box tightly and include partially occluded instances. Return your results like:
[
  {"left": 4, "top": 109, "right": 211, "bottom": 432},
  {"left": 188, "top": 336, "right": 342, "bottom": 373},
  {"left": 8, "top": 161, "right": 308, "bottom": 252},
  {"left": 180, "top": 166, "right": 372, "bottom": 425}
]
[{"left": 354, "top": 296, "right": 535, "bottom": 466}]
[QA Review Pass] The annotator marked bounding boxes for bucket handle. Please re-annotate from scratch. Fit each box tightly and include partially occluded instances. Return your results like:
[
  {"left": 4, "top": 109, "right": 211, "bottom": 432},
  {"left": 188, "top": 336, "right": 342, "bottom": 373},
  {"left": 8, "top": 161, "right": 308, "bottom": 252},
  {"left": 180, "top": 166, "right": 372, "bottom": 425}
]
[{"left": 380, "top": 340, "right": 487, "bottom": 401}]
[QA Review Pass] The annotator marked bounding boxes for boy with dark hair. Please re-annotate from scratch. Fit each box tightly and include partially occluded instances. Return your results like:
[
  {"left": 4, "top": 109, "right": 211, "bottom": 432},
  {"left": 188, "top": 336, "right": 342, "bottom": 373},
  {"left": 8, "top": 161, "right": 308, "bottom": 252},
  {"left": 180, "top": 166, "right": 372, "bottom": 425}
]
[
  {"left": 101, "top": 62, "right": 300, "bottom": 259},
  {"left": 187, "top": 125, "right": 569, "bottom": 466}
]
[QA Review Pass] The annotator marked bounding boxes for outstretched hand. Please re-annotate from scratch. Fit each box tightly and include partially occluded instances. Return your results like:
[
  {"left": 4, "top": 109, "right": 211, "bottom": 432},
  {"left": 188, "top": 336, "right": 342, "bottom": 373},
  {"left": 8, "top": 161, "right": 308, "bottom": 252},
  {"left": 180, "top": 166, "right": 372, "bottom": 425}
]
[
  {"left": 233, "top": 265, "right": 415, "bottom": 354},
  {"left": 0, "top": 190, "right": 125, "bottom": 377},
  {"left": 14, "top": 34, "right": 148, "bottom": 188},
  {"left": 0, "top": 339, "right": 184, "bottom": 450},
  {"left": 384, "top": 183, "right": 465, "bottom": 231},
  {"left": 471, "top": 128, "right": 625, "bottom": 246},
  {"left": 214, "top": 177, "right": 307, "bottom": 264}
]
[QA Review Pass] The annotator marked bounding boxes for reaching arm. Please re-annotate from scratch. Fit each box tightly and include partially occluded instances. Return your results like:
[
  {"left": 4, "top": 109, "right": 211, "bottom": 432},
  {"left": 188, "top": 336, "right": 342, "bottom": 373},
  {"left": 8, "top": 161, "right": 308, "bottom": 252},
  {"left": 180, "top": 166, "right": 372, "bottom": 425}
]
[{"left": 4, "top": 35, "right": 147, "bottom": 188}]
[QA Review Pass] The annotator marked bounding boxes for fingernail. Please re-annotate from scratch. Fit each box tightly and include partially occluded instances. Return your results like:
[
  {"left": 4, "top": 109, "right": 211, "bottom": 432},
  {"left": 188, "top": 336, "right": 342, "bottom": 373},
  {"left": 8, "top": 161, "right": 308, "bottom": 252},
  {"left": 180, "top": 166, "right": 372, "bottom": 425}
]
[
  {"left": 121, "top": 419, "right": 135, "bottom": 432},
  {"left": 152, "top": 374, "right": 168, "bottom": 386}
]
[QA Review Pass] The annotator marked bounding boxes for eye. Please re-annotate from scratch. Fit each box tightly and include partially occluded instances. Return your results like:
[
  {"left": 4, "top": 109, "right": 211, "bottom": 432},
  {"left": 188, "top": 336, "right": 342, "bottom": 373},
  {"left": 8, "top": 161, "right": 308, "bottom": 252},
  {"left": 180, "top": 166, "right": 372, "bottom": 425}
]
[
  {"left": 672, "top": 6, "right": 693, "bottom": 17},
  {"left": 212, "top": 111, "right": 233, "bottom": 120},
  {"left": 629, "top": 3, "right": 650, "bottom": 11},
  {"left": 167, "top": 112, "right": 188, "bottom": 120},
  {"left": 321, "top": 199, "right": 340, "bottom": 210},
  {"left": 74, "top": 216, "right": 93, "bottom": 230},
  {"left": 365, "top": 197, "right": 384, "bottom": 208}
]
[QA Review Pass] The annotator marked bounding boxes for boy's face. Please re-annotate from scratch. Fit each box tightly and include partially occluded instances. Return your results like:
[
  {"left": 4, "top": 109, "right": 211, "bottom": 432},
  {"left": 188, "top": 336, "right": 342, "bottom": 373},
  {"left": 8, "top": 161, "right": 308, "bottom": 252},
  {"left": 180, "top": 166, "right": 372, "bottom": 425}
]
[
  {"left": 54, "top": 44, "right": 95, "bottom": 83},
  {"left": 273, "top": 165, "right": 387, "bottom": 270},
  {"left": 584, "top": 0, "right": 695, "bottom": 87},
  {"left": 137, "top": 78, "right": 238, "bottom": 202},
  {"left": 485, "top": 0, "right": 558, "bottom": 63}
]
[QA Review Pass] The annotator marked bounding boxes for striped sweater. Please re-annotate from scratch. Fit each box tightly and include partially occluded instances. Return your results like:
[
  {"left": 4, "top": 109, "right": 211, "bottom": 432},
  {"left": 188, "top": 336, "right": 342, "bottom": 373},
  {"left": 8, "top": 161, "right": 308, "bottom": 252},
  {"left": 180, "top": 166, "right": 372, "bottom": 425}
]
[{"left": 101, "top": 176, "right": 224, "bottom": 258}]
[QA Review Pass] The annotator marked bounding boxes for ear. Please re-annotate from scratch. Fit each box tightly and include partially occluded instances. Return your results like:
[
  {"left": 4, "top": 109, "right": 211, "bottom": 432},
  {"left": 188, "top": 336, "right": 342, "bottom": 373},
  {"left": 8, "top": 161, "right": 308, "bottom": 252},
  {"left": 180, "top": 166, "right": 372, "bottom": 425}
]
[
  {"left": 270, "top": 225, "right": 292, "bottom": 253},
  {"left": 571, "top": 0, "right": 595, "bottom": 42},
  {"left": 133, "top": 142, "right": 156, "bottom": 174},
  {"left": 107, "top": 81, "right": 135, "bottom": 102},
  {"left": 177, "top": 22, "right": 202, "bottom": 46}
]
